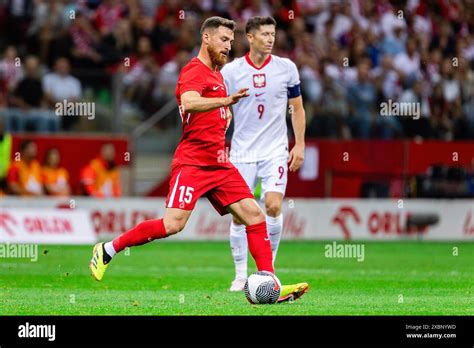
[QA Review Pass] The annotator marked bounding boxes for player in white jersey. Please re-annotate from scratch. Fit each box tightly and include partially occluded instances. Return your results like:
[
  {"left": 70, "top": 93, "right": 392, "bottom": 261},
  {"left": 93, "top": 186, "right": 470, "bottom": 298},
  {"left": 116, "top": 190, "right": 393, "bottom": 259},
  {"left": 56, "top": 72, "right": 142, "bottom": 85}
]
[{"left": 221, "top": 16, "right": 306, "bottom": 291}]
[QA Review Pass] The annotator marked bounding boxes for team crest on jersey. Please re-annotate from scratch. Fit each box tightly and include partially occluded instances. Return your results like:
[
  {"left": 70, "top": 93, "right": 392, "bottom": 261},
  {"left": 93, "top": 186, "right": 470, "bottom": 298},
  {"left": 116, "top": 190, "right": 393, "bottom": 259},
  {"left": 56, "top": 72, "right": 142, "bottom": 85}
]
[{"left": 253, "top": 74, "right": 266, "bottom": 88}]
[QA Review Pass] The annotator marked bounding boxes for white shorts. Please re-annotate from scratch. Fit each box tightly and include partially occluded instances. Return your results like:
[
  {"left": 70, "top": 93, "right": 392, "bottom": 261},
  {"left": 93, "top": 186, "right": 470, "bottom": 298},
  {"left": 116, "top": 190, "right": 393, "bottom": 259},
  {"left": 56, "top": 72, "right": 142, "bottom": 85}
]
[{"left": 232, "top": 153, "right": 288, "bottom": 198}]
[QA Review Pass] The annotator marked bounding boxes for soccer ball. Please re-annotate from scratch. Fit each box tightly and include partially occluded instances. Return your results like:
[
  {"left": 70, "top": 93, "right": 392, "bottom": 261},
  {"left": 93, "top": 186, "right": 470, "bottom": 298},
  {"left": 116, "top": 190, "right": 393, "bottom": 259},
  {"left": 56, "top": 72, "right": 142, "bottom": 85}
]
[{"left": 244, "top": 271, "right": 281, "bottom": 304}]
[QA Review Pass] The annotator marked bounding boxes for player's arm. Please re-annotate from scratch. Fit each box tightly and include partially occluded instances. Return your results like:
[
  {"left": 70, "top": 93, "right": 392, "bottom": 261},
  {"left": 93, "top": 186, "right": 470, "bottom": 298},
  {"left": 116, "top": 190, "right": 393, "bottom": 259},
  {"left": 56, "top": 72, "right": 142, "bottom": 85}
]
[
  {"left": 288, "top": 96, "right": 306, "bottom": 172},
  {"left": 180, "top": 89, "right": 249, "bottom": 114}
]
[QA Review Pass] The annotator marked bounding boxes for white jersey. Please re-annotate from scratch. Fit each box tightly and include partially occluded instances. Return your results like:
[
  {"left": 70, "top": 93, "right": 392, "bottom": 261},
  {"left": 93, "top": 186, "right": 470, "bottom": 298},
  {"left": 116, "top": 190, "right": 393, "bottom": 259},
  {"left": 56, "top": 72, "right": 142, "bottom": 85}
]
[{"left": 221, "top": 54, "right": 300, "bottom": 163}]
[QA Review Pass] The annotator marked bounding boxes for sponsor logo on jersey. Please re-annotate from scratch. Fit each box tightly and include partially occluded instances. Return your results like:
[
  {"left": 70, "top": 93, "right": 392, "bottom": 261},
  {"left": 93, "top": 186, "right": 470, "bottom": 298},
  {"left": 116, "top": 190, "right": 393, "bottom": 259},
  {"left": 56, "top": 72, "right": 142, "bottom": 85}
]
[
  {"left": 253, "top": 74, "right": 266, "bottom": 88},
  {"left": 255, "top": 92, "right": 265, "bottom": 97}
]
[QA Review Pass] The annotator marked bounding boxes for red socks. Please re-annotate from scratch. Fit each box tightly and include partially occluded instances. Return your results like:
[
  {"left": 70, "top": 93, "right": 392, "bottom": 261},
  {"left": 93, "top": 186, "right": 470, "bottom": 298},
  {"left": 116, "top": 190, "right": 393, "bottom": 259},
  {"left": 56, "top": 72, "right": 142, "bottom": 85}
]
[
  {"left": 112, "top": 219, "right": 167, "bottom": 253},
  {"left": 246, "top": 221, "right": 275, "bottom": 273}
]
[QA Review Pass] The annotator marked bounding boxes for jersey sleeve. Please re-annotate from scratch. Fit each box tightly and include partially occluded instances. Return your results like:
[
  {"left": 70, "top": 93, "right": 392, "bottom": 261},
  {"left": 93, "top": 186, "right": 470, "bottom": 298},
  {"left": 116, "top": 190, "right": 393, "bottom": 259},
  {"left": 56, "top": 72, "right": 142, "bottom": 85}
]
[
  {"left": 179, "top": 65, "right": 207, "bottom": 96},
  {"left": 286, "top": 60, "right": 302, "bottom": 99}
]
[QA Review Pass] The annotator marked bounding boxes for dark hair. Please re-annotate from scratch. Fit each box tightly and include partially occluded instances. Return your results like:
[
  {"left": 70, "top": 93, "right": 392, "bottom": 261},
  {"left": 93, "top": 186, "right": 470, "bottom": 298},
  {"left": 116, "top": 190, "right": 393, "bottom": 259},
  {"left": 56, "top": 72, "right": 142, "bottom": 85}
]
[
  {"left": 43, "top": 147, "right": 59, "bottom": 166},
  {"left": 245, "top": 16, "right": 277, "bottom": 34},
  {"left": 200, "top": 16, "right": 236, "bottom": 35},
  {"left": 20, "top": 139, "right": 34, "bottom": 152}
]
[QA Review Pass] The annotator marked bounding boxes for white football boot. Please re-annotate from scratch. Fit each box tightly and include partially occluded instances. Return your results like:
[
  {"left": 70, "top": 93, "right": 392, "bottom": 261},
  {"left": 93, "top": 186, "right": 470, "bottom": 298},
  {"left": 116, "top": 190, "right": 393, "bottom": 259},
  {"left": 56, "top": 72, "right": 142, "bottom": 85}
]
[{"left": 229, "top": 278, "right": 247, "bottom": 292}]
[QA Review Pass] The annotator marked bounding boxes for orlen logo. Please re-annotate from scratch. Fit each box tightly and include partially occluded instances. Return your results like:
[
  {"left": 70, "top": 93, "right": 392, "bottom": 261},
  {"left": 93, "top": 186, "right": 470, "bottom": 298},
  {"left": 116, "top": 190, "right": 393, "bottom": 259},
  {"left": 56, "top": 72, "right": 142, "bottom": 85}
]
[
  {"left": 332, "top": 206, "right": 361, "bottom": 240},
  {"left": 0, "top": 212, "right": 18, "bottom": 236},
  {"left": 332, "top": 205, "right": 430, "bottom": 239},
  {"left": 367, "top": 211, "right": 429, "bottom": 235}
]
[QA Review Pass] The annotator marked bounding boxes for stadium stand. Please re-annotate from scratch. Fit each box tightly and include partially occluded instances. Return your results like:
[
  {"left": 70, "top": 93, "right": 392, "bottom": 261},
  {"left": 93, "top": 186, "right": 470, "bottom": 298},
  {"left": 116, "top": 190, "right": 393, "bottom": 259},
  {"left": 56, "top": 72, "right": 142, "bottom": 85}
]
[{"left": 0, "top": 0, "right": 473, "bottom": 198}]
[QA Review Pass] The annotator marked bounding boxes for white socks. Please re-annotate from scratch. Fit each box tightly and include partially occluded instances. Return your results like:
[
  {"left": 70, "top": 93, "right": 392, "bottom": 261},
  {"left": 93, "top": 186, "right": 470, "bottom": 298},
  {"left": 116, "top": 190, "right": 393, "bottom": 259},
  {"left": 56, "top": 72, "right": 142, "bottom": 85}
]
[
  {"left": 230, "top": 221, "right": 248, "bottom": 280},
  {"left": 266, "top": 214, "right": 283, "bottom": 262},
  {"left": 229, "top": 214, "right": 283, "bottom": 279},
  {"left": 104, "top": 241, "right": 117, "bottom": 258}
]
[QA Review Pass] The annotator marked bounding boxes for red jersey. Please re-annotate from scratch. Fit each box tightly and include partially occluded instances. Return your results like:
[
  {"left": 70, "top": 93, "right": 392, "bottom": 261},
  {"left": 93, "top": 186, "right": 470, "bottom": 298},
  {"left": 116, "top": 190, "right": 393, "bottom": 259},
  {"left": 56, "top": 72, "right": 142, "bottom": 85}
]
[{"left": 174, "top": 57, "right": 231, "bottom": 168}]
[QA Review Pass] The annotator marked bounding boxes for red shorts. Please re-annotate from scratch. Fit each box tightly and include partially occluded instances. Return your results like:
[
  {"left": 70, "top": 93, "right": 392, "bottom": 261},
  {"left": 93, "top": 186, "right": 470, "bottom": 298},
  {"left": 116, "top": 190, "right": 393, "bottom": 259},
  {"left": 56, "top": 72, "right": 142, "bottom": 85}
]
[{"left": 165, "top": 163, "right": 254, "bottom": 216}]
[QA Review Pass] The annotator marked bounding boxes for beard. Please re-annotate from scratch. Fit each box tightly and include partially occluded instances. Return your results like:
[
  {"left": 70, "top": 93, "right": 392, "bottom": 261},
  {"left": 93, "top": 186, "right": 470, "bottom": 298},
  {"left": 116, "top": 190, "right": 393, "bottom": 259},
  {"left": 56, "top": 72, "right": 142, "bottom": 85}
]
[{"left": 207, "top": 45, "right": 228, "bottom": 68}]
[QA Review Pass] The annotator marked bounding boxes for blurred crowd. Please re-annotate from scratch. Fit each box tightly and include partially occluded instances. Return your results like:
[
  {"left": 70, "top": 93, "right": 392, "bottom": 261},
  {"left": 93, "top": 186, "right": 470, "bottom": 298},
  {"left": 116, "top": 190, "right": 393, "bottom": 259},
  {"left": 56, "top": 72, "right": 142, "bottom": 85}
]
[{"left": 0, "top": 0, "right": 473, "bottom": 139}]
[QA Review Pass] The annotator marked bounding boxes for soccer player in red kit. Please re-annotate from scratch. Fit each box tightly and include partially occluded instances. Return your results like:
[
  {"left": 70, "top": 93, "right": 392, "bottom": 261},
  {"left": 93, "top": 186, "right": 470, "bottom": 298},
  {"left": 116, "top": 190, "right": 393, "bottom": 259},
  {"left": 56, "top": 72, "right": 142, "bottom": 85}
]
[{"left": 89, "top": 16, "right": 308, "bottom": 302}]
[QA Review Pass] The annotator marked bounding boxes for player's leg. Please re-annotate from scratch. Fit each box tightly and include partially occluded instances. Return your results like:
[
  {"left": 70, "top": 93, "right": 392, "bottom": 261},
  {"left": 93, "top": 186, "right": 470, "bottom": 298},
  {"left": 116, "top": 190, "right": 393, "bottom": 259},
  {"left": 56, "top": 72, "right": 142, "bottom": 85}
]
[
  {"left": 108, "top": 207, "right": 192, "bottom": 255},
  {"left": 258, "top": 155, "right": 288, "bottom": 263},
  {"left": 229, "top": 215, "right": 248, "bottom": 291},
  {"left": 90, "top": 164, "right": 201, "bottom": 281},
  {"left": 259, "top": 159, "right": 309, "bottom": 302},
  {"left": 90, "top": 208, "right": 192, "bottom": 281},
  {"left": 230, "top": 196, "right": 309, "bottom": 302},
  {"left": 206, "top": 166, "right": 274, "bottom": 274},
  {"left": 264, "top": 192, "right": 284, "bottom": 262},
  {"left": 228, "top": 162, "right": 258, "bottom": 290},
  {"left": 227, "top": 198, "right": 274, "bottom": 274},
  {"left": 208, "top": 166, "right": 308, "bottom": 302}
]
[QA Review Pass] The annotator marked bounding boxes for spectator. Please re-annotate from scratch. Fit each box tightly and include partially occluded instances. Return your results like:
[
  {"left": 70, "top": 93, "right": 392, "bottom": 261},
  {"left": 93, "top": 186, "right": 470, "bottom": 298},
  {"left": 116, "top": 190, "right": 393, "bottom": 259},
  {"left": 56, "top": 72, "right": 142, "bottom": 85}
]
[
  {"left": 43, "top": 57, "right": 82, "bottom": 130},
  {"left": 459, "top": 57, "right": 474, "bottom": 137},
  {"left": 155, "top": 49, "right": 190, "bottom": 100},
  {"left": 26, "top": 0, "right": 67, "bottom": 63},
  {"left": 4, "top": 0, "right": 33, "bottom": 47},
  {"left": 372, "top": 54, "right": 401, "bottom": 100},
  {"left": 94, "top": 0, "right": 126, "bottom": 38},
  {"left": 9, "top": 55, "right": 59, "bottom": 132},
  {"left": 6, "top": 139, "right": 43, "bottom": 196},
  {"left": 440, "top": 57, "right": 461, "bottom": 104},
  {"left": 325, "top": 45, "right": 357, "bottom": 85},
  {"left": 80, "top": 143, "right": 121, "bottom": 198},
  {"left": 347, "top": 58, "right": 376, "bottom": 138},
  {"left": 309, "top": 70, "right": 350, "bottom": 139},
  {"left": 69, "top": 11, "right": 103, "bottom": 68},
  {"left": 122, "top": 36, "right": 159, "bottom": 116},
  {"left": 393, "top": 37, "right": 421, "bottom": 87},
  {"left": 398, "top": 79, "right": 432, "bottom": 138},
  {"left": 41, "top": 147, "right": 70, "bottom": 196},
  {"left": 425, "top": 47, "right": 443, "bottom": 85},
  {"left": 241, "top": 0, "right": 272, "bottom": 22},
  {"left": 0, "top": 46, "right": 23, "bottom": 104},
  {"left": 429, "top": 82, "right": 453, "bottom": 139},
  {"left": 379, "top": 21, "right": 406, "bottom": 57}
]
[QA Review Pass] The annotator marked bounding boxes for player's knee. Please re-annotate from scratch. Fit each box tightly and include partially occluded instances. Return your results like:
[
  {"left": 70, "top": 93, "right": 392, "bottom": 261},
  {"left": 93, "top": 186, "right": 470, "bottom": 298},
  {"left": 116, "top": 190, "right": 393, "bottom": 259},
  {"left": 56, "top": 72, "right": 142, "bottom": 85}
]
[
  {"left": 164, "top": 218, "right": 186, "bottom": 235},
  {"left": 265, "top": 203, "right": 281, "bottom": 217},
  {"left": 232, "top": 216, "right": 243, "bottom": 225},
  {"left": 249, "top": 206, "right": 265, "bottom": 223}
]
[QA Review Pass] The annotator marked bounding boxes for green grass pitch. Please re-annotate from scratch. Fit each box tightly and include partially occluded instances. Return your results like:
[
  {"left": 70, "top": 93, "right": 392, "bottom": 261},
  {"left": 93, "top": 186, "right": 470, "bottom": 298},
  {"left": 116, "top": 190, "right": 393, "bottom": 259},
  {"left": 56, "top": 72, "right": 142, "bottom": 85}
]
[{"left": 1, "top": 241, "right": 473, "bottom": 315}]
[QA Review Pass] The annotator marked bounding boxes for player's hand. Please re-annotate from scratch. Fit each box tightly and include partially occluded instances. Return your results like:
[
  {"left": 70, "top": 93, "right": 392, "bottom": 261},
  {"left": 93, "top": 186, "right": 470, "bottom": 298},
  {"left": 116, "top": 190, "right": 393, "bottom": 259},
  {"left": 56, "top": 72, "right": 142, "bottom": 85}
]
[
  {"left": 225, "top": 108, "right": 232, "bottom": 132},
  {"left": 288, "top": 144, "right": 305, "bottom": 172},
  {"left": 226, "top": 88, "right": 249, "bottom": 106}
]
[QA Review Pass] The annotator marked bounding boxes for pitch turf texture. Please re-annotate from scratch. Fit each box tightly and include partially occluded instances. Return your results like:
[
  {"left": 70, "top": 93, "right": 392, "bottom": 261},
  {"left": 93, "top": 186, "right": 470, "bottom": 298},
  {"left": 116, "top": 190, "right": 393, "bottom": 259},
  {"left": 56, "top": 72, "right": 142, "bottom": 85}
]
[{"left": 1, "top": 241, "right": 473, "bottom": 315}]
